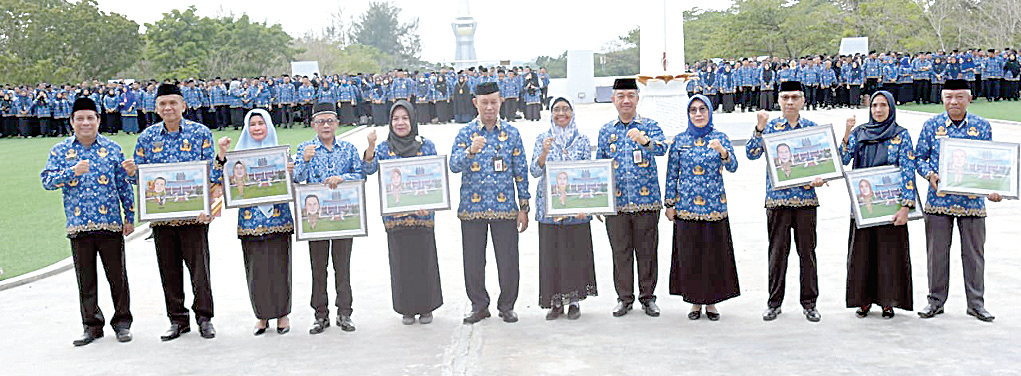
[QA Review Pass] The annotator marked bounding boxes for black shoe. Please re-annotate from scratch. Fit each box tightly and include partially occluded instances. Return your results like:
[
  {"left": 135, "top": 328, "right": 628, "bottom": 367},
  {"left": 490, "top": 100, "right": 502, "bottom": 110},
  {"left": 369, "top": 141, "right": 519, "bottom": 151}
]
[
  {"left": 545, "top": 307, "right": 563, "bottom": 321},
  {"left": 73, "top": 330, "right": 103, "bottom": 347},
  {"left": 254, "top": 326, "right": 267, "bottom": 336},
  {"left": 160, "top": 323, "right": 190, "bottom": 341},
  {"left": 309, "top": 318, "right": 330, "bottom": 334},
  {"left": 567, "top": 304, "right": 580, "bottom": 320},
  {"left": 966, "top": 307, "right": 995, "bottom": 322},
  {"left": 642, "top": 301, "right": 661, "bottom": 317},
  {"left": 498, "top": 310, "right": 519, "bottom": 323},
  {"left": 115, "top": 328, "right": 132, "bottom": 343},
  {"left": 462, "top": 309, "right": 491, "bottom": 324},
  {"left": 612, "top": 301, "right": 633, "bottom": 317},
  {"left": 337, "top": 315, "right": 356, "bottom": 332},
  {"left": 804, "top": 308, "right": 822, "bottom": 322},
  {"left": 856, "top": 305, "right": 871, "bottom": 318},
  {"left": 762, "top": 307, "right": 782, "bottom": 321},
  {"left": 706, "top": 310, "right": 720, "bottom": 321},
  {"left": 882, "top": 307, "right": 895, "bottom": 319},
  {"left": 198, "top": 320, "right": 216, "bottom": 339},
  {"left": 688, "top": 310, "right": 701, "bottom": 320},
  {"left": 917, "top": 305, "right": 944, "bottom": 319},
  {"left": 276, "top": 326, "right": 290, "bottom": 335}
]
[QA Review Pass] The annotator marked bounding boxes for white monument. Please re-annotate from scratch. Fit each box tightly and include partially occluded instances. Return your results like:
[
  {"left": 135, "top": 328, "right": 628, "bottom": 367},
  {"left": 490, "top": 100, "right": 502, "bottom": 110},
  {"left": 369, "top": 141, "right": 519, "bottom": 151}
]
[
  {"left": 566, "top": 50, "right": 596, "bottom": 104},
  {"left": 637, "top": 0, "right": 689, "bottom": 135},
  {"left": 451, "top": 0, "right": 477, "bottom": 70}
]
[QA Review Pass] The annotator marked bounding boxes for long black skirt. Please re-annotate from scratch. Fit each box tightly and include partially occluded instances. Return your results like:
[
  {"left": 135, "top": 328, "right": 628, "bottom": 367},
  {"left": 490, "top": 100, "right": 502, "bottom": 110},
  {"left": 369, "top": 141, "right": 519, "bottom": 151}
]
[
  {"left": 525, "top": 103, "right": 541, "bottom": 121},
  {"left": 416, "top": 102, "right": 434, "bottom": 124},
  {"left": 845, "top": 220, "right": 912, "bottom": 310},
  {"left": 435, "top": 100, "right": 451, "bottom": 123},
  {"left": 538, "top": 222, "right": 597, "bottom": 308},
  {"left": 241, "top": 233, "right": 292, "bottom": 320},
  {"left": 339, "top": 102, "right": 357, "bottom": 125},
  {"left": 759, "top": 90, "right": 775, "bottom": 111},
  {"left": 669, "top": 218, "right": 740, "bottom": 304},
  {"left": 387, "top": 226, "right": 443, "bottom": 315},
  {"left": 371, "top": 103, "right": 388, "bottom": 126},
  {"left": 849, "top": 86, "right": 862, "bottom": 106},
  {"left": 721, "top": 93, "right": 736, "bottom": 113}
]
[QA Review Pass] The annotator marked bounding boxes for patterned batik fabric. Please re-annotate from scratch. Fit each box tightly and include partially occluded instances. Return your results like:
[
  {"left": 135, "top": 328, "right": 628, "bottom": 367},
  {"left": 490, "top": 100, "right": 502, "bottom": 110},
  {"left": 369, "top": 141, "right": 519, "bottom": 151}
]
[
  {"left": 596, "top": 116, "right": 669, "bottom": 213},
  {"left": 914, "top": 112, "right": 993, "bottom": 217},
  {"left": 664, "top": 129, "right": 739, "bottom": 221},
  {"left": 42, "top": 135, "right": 135, "bottom": 235},
  {"left": 362, "top": 138, "right": 438, "bottom": 229},
  {"left": 449, "top": 119, "right": 530, "bottom": 221}
]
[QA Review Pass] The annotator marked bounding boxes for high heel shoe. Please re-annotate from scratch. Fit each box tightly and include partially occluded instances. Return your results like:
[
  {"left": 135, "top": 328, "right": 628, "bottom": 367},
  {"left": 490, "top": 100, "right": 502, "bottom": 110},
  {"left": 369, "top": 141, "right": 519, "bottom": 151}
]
[
  {"left": 706, "top": 311, "right": 720, "bottom": 321},
  {"left": 253, "top": 320, "right": 269, "bottom": 336}
]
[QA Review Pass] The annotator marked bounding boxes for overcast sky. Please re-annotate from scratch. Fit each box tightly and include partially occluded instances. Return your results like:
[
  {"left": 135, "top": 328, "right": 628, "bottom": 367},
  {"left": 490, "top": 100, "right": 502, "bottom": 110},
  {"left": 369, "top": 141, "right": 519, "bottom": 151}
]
[{"left": 94, "top": 0, "right": 729, "bottom": 63}]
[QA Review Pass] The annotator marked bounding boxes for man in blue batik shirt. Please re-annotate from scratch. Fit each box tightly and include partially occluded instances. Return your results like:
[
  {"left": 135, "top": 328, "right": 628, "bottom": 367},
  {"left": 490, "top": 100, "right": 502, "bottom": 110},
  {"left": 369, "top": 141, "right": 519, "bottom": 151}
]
[
  {"left": 914, "top": 79, "right": 1002, "bottom": 322},
  {"left": 293, "top": 102, "right": 365, "bottom": 334},
  {"left": 746, "top": 81, "right": 828, "bottom": 323},
  {"left": 450, "top": 82, "right": 530, "bottom": 325},
  {"left": 41, "top": 97, "right": 135, "bottom": 347},
  {"left": 597, "top": 78, "right": 668, "bottom": 318}
]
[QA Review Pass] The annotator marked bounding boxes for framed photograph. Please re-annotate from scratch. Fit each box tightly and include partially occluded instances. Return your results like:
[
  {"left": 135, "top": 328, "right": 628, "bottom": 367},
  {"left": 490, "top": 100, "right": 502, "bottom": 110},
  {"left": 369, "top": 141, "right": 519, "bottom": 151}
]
[
  {"left": 544, "top": 159, "right": 617, "bottom": 216},
  {"left": 224, "top": 145, "right": 294, "bottom": 208},
  {"left": 376, "top": 155, "right": 451, "bottom": 215},
  {"left": 294, "top": 181, "right": 368, "bottom": 241},
  {"left": 761, "top": 124, "right": 845, "bottom": 190},
  {"left": 937, "top": 138, "right": 1019, "bottom": 200},
  {"left": 137, "top": 160, "right": 210, "bottom": 222},
  {"left": 844, "top": 165, "right": 924, "bottom": 228}
]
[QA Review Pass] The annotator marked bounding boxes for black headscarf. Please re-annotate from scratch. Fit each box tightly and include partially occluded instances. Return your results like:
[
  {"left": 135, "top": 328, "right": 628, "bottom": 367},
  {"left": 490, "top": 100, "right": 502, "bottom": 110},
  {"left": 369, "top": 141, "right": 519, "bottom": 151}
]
[
  {"left": 852, "top": 90, "right": 904, "bottom": 168},
  {"left": 388, "top": 100, "right": 421, "bottom": 157}
]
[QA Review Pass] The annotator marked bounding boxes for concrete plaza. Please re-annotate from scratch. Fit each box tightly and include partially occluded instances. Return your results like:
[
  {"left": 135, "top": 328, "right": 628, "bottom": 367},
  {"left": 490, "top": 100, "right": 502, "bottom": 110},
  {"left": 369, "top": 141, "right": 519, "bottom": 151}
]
[{"left": 2, "top": 102, "right": 1018, "bottom": 375}]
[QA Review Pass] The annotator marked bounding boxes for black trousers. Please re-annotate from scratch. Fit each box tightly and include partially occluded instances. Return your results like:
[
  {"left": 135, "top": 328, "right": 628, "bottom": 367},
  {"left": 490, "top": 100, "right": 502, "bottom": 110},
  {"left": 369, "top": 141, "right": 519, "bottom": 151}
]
[
  {"left": 308, "top": 238, "right": 353, "bottom": 319},
  {"left": 805, "top": 86, "right": 817, "bottom": 109},
  {"left": 766, "top": 207, "right": 819, "bottom": 309},
  {"left": 229, "top": 107, "right": 244, "bottom": 129},
  {"left": 461, "top": 219, "right": 519, "bottom": 312},
  {"left": 501, "top": 98, "right": 518, "bottom": 120},
  {"left": 982, "top": 79, "right": 1000, "bottom": 100},
  {"left": 605, "top": 210, "right": 659, "bottom": 305},
  {"left": 215, "top": 105, "right": 229, "bottom": 130},
  {"left": 281, "top": 104, "right": 295, "bottom": 126},
  {"left": 71, "top": 232, "right": 132, "bottom": 333},
  {"left": 152, "top": 224, "right": 214, "bottom": 325}
]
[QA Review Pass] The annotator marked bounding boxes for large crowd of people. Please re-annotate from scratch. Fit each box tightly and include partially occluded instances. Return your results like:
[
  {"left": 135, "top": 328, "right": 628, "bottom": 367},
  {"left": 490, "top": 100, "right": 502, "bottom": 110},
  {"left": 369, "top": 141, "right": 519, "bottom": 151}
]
[
  {"left": 42, "top": 73, "right": 1005, "bottom": 348},
  {"left": 686, "top": 48, "right": 1021, "bottom": 113},
  {"left": 2, "top": 66, "right": 551, "bottom": 138}
]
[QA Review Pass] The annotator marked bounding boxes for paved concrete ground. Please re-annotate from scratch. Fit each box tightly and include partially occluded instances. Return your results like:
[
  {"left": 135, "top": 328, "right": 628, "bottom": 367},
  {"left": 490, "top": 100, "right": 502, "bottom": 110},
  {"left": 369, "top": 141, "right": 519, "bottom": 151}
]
[{"left": 2, "top": 103, "right": 1019, "bottom": 375}]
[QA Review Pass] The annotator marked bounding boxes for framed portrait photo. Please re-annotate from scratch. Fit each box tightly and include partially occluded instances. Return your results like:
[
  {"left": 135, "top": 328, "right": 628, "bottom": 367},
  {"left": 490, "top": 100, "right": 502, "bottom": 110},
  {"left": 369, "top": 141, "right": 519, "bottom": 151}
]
[
  {"left": 843, "top": 165, "right": 924, "bottom": 228},
  {"left": 223, "top": 145, "right": 294, "bottom": 208},
  {"left": 762, "top": 124, "right": 844, "bottom": 190},
  {"left": 936, "top": 138, "right": 1019, "bottom": 200},
  {"left": 137, "top": 160, "right": 210, "bottom": 222},
  {"left": 376, "top": 155, "right": 451, "bottom": 215},
  {"left": 544, "top": 159, "right": 617, "bottom": 216},
  {"left": 294, "top": 181, "right": 368, "bottom": 241}
]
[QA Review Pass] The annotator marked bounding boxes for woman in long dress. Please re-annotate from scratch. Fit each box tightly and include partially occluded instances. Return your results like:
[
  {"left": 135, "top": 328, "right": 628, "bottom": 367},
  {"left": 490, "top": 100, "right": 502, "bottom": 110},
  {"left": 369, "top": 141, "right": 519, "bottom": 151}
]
[
  {"left": 839, "top": 90, "right": 914, "bottom": 318},
  {"left": 664, "top": 94, "right": 740, "bottom": 321},
  {"left": 362, "top": 100, "right": 443, "bottom": 325},
  {"left": 215, "top": 108, "right": 293, "bottom": 335},
  {"left": 529, "top": 96, "right": 597, "bottom": 320}
]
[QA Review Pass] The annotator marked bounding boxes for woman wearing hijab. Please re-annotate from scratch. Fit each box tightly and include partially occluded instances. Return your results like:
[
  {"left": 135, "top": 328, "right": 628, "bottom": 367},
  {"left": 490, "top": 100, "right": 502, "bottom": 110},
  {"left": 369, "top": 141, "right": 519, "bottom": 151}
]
[
  {"left": 452, "top": 74, "right": 473, "bottom": 123},
  {"left": 839, "top": 91, "right": 915, "bottom": 319},
  {"left": 362, "top": 100, "right": 443, "bottom": 325},
  {"left": 930, "top": 57, "right": 946, "bottom": 104},
  {"left": 848, "top": 60, "right": 864, "bottom": 108},
  {"left": 717, "top": 64, "right": 737, "bottom": 113},
  {"left": 1004, "top": 53, "right": 1020, "bottom": 101},
  {"left": 370, "top": 76, "right": 388, "bottom": 127},
  {"left": 664, "top": 95, "right": 740, "bottom": 321},
  {"left": 529, "top": 96, "right": 597, "bottom": 320},
  {"left": 759, "top": 61, "right": 776, "bottom": 111},
  {"left": 215, "top": 108, "right": 294, "bottom": 335}
]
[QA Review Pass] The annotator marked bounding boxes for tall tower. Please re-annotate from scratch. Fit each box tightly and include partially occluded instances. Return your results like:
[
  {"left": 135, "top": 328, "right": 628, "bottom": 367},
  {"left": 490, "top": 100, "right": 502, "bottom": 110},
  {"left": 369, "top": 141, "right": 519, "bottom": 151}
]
[{"left": 451, "top": 0, "right": 477, "bottom": 70}]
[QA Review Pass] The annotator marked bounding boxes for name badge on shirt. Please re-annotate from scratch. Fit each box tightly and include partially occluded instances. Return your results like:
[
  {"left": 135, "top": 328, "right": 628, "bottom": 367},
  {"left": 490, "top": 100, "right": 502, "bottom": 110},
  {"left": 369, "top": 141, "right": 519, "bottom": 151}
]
[
  {"left": 493, "top": 157, "right": 506, "bottom": 172},
  {"left": 633, "top": 150, "right": 643, "bottom": 164}
]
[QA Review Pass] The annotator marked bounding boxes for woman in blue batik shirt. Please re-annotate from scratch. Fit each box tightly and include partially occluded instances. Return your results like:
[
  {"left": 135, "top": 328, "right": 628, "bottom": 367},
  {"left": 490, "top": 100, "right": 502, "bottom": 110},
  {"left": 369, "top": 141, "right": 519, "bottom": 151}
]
[
  {"left": 664, "top": 95, "right": 740, "bottom": 321},
  {"left": 839, "top": 91, "right": 914, "bottom": 319},
  {"left": 530, "top": 96, "right": 597, "bottom": 321},
  {"left": 216, "top": 108, "right": 294, "bottom": 335},
  {"left": 362, "top": 100, "right": 443, "bottom": 325}
]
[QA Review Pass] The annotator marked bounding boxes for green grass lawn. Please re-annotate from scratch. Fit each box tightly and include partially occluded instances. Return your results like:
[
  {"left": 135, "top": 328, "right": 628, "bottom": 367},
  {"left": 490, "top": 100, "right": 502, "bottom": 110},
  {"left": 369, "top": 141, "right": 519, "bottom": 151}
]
[
  {"left": 0, "top": 124, "right": 354, "bottom": 281},
  {"left": 386, "top": 189, "right": 444, "bottom": 207},
  {"left": 946, "top": 173, "right": 1013, "bottom": 191},
  {"left": 145, "top": 196, "right": 205, "bottom": 214},
  {"left": 775, "top": 160, "right": 838, "bottom": 181},
  {"left": 858, "top": 202, "right": 904, "bottom": 220},
  {"left": 230, "top": 181, "right": 289, "bottom": 200},
  {"left": 551, "top": 193, "right": 610, "bottom": 209},
  {"left": 899, "top": 101, "right": 1021, "bottom": 122},
  {"left": 302, "top": 215, "right": 362, "bottom": 233}
]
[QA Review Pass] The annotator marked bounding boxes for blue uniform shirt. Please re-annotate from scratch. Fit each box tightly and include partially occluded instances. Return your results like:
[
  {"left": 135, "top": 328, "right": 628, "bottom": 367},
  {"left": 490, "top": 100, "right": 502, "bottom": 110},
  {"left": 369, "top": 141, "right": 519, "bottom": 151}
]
[
  {"left": 293, "top": 137, "right": 364, "bottom": 184},
  {"left": 449, "top": 119, "right": 530, "bottom": 221},
  {"left": 745, "top": 116, "right": 821, "bottom": 208},
  {"left": 132, "top": 119, "right": 221, "bottom": 226},
  {"left": 363, "top": 138, "right": 438, "bottom": 229},
  {"left": 42, "top": 135, "right": 135, "bottom": 235},
  {"left": 664, "top": 129, "right": 738, "bottom": 221},
  {"left": 595, "top": 116, "right": 668, "bottom": 213},
  {"left": 914, "top": 112, "right": 993, "bottom": 217}
]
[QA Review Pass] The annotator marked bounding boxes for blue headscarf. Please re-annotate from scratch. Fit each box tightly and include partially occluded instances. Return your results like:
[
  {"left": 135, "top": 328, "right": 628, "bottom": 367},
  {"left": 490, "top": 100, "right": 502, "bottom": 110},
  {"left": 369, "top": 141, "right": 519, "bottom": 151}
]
[
  {"left": 685, "top": 94, "right": 714, "bottom": 139},
  {"left": 235, "top": 108, "right": 280, "bottom": 217},
  {"left": 549, "top": 96, "right": 579, "bottom": 150},
  {"left": 852, "top": 90, "right": 904, "bottom": 168}
]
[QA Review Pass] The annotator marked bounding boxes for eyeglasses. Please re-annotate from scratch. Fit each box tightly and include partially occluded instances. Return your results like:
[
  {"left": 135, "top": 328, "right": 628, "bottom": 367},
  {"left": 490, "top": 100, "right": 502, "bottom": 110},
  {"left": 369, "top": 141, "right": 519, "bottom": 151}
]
[
  {"left": 552, "top": 107, "right": 573, "bottom": 114},
  {"left": 688, "top": 106, "right": 709, "bottom": 114},
  {"left": 312, "top": 119, "right": 339, "bottom": 125}
]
